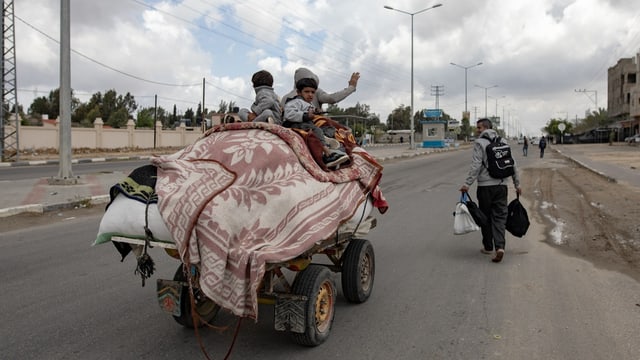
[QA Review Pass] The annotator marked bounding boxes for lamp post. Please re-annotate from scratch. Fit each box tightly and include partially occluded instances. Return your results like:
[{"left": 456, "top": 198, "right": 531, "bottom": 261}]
[
  {"left": 450, "top": 62, "right": 482, "bottom": 118},
  {"left": 384, "top": 3, "right": 443, "bottom": 150},
  {"left": 475, "top": 84, "right": 498, "bottom": 118}
]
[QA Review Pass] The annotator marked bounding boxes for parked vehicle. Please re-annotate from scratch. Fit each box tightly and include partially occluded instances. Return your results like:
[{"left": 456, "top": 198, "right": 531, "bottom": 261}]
[{"left": 625, "top": 134, "right": 640, "bottom": 144}]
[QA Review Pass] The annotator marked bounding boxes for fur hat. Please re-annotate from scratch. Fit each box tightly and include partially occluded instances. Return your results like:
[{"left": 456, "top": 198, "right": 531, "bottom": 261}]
[{"left": 251, "top": 70, "right": 273, "bottom": 87}]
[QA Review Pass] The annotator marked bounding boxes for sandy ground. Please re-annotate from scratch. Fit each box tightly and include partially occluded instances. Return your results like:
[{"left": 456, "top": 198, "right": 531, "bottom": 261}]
[{"left": 520, "top": 149, "right": 640, "bottom": 282}]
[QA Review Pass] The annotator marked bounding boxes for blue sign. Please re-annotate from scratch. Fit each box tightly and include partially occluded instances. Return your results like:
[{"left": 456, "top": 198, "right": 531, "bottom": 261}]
[{"left": 424, "top": 109, "right": 442, "bottom": 118}]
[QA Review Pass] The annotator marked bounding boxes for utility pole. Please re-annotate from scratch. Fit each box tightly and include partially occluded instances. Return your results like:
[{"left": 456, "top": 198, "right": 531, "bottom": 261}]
[
  {"left": 1, "top": 0, "right": 19, "bottom": 162},
  {"left": 431, "top": 85, "right": 444, "bottom": 122},
  {"left": 574, "top": 88, "right": 598, "bottom": 111},
  {"left": 50, "top": 0, "right": 76, "bottom": 184}
]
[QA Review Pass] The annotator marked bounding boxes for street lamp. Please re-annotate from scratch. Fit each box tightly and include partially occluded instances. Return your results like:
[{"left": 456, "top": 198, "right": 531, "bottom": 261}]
[
  {"left": 384, "top": 3, "right": 443, "bottom": 150},
  {"left": 475, "top": 84, "right": 498, "bottom": 118},
  {"left": 450, "top": 62, "right": 482, "bottom": 118}
]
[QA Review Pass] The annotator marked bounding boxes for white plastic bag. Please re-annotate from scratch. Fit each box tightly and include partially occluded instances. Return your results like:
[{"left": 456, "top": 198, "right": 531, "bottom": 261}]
[{"left": 453, "top": 202, "right": 480, "bottom": 235}]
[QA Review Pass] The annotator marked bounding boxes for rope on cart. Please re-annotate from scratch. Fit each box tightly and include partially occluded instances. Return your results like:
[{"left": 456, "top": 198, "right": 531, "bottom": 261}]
[
  {"left": 184, "top": 261, "right": 242, "bottom": 360},
  {"left": 134, "top": 199, "right": 156, "bottom": 286},
  {"left": 351, "top": 195, "right": 370, "bottom": 237}
]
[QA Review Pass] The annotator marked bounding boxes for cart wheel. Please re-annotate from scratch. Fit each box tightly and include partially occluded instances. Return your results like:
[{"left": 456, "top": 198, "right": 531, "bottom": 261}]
[
  {"left": 291, "top": 265, "right": 336, "bottom": 346},
  {"left": 172, "top": 264, "right": 220, "bottom": 328},
  {"left": 341, "top": 238, "right": 375, "bottom": 303}
]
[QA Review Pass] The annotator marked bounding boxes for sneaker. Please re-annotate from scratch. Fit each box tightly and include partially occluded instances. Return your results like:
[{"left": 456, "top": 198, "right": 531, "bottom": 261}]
[
  {"left": 480, "top": 248, "right": 493, "bottom": 255},
  {"left": 324, "top": 136, "right": 340, "bottom": 149},
  {"left": 323, "top": 153, "right": 350, "bottom": 168},
  {"left": 267, "top": 116, "right": 275, "bottom": 124},
  {"left": 492, "top": 249, "right": 505, "bottom": 263}
]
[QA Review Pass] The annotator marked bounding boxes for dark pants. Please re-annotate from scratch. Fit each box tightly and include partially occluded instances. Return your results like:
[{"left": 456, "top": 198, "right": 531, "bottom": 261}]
[
  {"left": 540, "top": 147, "right": 545, "bottom": 158},
  {"left": 283, "top": 121, "right": 328, "bottom": 147},
  {"left": 477, "top": 185, "right": 508, "bottom": 251}
]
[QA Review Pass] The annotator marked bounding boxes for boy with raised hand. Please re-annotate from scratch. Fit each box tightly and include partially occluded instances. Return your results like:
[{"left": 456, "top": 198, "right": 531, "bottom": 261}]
[{"left": 283, "top": 77, "right": 349, "bottom": 169}]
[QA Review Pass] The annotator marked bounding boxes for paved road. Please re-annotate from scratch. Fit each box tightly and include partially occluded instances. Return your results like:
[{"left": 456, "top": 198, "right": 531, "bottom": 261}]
[{"left": 2, "top": 149, "right": 639, "bottom": 359}]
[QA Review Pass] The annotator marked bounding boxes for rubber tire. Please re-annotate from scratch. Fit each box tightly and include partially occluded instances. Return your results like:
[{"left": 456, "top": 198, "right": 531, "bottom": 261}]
[
  {"left": 172, "top": 264, "right": 220, "bottom": 328},
  {"left": 291, "top": 265, "right": 336, "bottom": 346},
  {"left": 341, "top": 238, "right": 375, "bottom": 303}
]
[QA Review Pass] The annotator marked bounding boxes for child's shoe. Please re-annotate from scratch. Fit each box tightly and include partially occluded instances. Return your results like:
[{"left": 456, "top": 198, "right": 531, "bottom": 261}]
[{"left": 323, "top": 152, "right": 350, "bottom": 168}]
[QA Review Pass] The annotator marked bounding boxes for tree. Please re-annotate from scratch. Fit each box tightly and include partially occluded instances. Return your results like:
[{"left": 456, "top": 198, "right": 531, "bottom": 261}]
[
  {"left": 217, "top": 100, "right": 228, "bottom": 113},
  {"left": 136, "top": 108, "right": 155, "bottom": 128},
  {"left": 28, "top": 88, "right": 79, "bottom": 120},
  {"left": 460, "top": 116, "right": 472, "bottom": 139},
  {"left": 184, "top": 108, "right": 194, "bottom": 121},
  {"left": 544, "top": 118, "right": 574, "bottom": 139},
  {"left": 107, "top": 107, "right": 129, "bottom": 128},
  {"left": 386, "top": 105, "right": 411, "bottom": 130}
]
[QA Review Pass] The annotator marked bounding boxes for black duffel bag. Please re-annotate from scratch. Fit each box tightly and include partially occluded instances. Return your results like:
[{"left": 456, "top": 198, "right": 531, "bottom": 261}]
[
  {"left": 506, "top": 194, "right": 530, "bottom": 237},
  {"left": 461, "top": 192, "right": 488, "bottom": 228}
]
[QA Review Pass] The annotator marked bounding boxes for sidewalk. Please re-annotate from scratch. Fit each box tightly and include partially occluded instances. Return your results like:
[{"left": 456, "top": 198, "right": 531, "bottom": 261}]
[
  {"left": 0, "top": 143, "right": 462, "bottom": 218},
  {"left": 552, "top": 143, "right": 640, "bottom": 187}
]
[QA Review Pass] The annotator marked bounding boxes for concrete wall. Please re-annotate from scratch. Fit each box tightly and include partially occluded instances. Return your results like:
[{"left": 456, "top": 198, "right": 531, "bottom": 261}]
[{"left": 16, "top": 117, "right": 203, "bottom": 151}]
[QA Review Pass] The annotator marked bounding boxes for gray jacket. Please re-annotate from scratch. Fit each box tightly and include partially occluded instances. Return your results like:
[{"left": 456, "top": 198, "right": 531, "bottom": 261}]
[
  {"left": 464, "top": 129, "right": 520, "bottom": 188},
  {"left": 251, "top": 86, "right": 282, "bottom": 122},
  {"left": 280, "top": 67, "right": 356, "bottom": 110},
  {"left": 283, "top": 97, "right": 312, "bottom": 123}
]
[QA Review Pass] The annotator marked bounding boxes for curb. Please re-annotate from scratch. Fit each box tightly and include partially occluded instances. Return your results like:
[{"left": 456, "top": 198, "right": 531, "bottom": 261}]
[
  {"left": 0, "top": 195, "right": 110, "bottom": 218},
  {"left": 553, "top": 148, "right": 617, "bottom": 183},
  {"left": 0, "top": 156, "right": 153, "bottom": 167}
]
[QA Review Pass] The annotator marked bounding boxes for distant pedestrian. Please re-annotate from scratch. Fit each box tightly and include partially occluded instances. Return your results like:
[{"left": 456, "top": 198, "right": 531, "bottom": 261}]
[
  {"left": 400, "top": 136, "right": 404, "bottom": 143},
  {"left": 539, "top": 136, "right": 547, "bottom": 158},
  {"left": 522, "top": 136, "right": 528, "bottom": 157},
  {"left": 460, "top": 118, "right": 522, "bottom": 263},
  {"left": 609, "top": 130, "right": 615, "bottom": 146}
]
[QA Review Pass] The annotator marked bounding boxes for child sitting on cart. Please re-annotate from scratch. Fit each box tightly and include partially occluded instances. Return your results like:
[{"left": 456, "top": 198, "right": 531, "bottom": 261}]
[
  {"left": 283, "top": 78, "right": 350, "bottom": 170},
  {"left": 238, "top": 70, "right": 282, "bottom": 124}
]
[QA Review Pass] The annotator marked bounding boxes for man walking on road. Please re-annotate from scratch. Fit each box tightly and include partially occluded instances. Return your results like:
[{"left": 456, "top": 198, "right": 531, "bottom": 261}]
[
  {"left": 539, "top": 136, "right": 547, "bottom": 158},
  {"left": 460, "top": 118, "right": 522, "bottom": 263}
]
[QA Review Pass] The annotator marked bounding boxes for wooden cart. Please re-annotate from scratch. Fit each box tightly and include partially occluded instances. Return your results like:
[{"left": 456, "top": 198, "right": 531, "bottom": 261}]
[{"left": 111, "top": 216, "right": 376, "bottom": 347}]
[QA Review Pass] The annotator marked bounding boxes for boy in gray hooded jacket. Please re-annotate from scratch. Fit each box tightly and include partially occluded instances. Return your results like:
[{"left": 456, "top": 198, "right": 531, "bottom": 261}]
[
  {"left": 281, "top": 67, "right": 360, "bottom": 111},
  {"left": 239, "top": 70, "right": 282, "bottom": 124}
]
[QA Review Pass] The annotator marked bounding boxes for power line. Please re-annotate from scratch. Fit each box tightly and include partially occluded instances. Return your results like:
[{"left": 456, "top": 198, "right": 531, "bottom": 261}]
[{"left": 15, "top": 14, "right": 202, "bottom": 88}]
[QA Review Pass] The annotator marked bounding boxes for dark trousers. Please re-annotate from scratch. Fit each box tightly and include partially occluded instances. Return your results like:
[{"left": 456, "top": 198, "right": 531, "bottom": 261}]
[
  {"left": 540, "top": 147, "right": 545, "bottom": 158},
  {"left": 283, "top": 121, "right": 328, "bottom": 147},
  {"left": 477, "top": 185, "right": 508, "bottom": 251}
]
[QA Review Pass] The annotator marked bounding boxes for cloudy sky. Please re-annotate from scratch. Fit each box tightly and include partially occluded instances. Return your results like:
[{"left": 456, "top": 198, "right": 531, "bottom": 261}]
[{"left": 14, "top": 0, "right": 640, "bottom": 136}]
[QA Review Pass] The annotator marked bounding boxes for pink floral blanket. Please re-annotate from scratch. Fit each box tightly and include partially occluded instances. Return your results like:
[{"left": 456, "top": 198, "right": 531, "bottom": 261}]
[{"left": 151, "top": 122, "right": 387, "bottom": 319}]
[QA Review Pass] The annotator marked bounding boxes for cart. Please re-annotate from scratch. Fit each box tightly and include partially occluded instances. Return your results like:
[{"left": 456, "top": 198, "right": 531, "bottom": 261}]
[{"left": 110, "top": 215, "right": 376, "bottom": 346}]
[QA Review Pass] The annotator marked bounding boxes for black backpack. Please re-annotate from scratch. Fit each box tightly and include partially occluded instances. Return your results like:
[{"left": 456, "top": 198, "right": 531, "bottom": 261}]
[{"left": 483, "top": 136, "right": 515, "bottom": 179}]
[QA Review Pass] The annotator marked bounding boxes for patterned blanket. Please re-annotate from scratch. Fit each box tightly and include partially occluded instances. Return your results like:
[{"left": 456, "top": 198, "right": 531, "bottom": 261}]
[{"left": 151, "top": 122, "right": 387, "bottom": 319}]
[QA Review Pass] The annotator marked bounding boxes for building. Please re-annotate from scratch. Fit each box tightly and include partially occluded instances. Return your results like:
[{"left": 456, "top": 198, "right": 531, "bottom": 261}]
[{"left": 608, "top": 51, "right": 640, "bottom": 138}]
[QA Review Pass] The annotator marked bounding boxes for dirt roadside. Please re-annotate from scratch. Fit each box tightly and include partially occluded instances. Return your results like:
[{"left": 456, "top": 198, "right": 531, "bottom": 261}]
[{"left": 521, "top": 148, "right": 640, "bottom": 282}]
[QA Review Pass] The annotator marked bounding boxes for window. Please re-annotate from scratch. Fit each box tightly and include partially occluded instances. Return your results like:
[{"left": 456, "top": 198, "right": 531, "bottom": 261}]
[{"left": 628, "top": 73, "right": 637, "bottom": 84}]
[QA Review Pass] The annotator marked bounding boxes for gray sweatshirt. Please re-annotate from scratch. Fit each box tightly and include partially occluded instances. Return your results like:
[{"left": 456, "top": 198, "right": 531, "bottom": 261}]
[
  {"left": 464, "top": 129, "right": 520, "bottom": 188},
  {"left": 283, "top": 97, "right": 312, "bottom": 123},
  {"left": 251, "top": 85, "right": 282, "bottom": 123}
]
